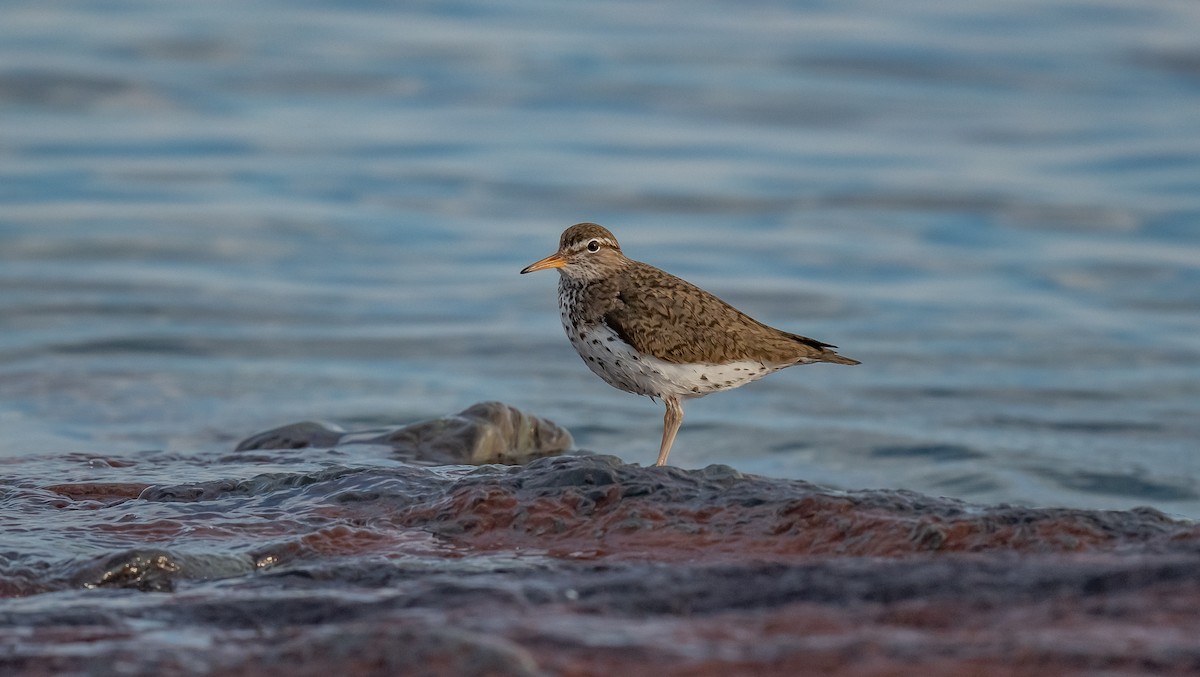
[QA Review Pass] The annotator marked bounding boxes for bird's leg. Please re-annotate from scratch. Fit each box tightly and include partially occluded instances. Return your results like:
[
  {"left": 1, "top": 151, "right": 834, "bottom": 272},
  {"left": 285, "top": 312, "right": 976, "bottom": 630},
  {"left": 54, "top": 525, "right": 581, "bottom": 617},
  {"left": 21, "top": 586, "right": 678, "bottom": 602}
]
[{"left": 655, "top": 396, "right": 684, "bottom": 466}]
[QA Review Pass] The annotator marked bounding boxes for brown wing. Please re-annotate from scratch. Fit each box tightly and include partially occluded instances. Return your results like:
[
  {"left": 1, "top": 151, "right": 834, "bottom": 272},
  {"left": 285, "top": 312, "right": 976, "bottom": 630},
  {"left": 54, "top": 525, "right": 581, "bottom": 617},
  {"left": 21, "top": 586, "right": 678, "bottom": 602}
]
[{"left": 603, "top": 261, "right": 858, "bottom": 366}]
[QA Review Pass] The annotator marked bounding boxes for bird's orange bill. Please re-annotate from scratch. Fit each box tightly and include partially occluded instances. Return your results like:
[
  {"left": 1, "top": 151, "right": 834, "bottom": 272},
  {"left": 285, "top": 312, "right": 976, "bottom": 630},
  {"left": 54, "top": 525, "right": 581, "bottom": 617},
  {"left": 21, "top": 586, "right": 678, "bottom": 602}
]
[{"left": 520, "top": 252, "right": 567, "bottom": 274}]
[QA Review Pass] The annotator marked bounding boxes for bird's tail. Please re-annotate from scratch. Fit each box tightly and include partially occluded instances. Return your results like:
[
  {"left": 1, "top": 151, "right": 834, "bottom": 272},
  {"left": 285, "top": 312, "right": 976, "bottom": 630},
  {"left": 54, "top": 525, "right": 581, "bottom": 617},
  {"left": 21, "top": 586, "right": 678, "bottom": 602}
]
[
  {"left": 785, "top": 331, "right": 861, "bottom": 365},
  {"left": 821, "top": 351, "right": 861, "bottom": 366}
]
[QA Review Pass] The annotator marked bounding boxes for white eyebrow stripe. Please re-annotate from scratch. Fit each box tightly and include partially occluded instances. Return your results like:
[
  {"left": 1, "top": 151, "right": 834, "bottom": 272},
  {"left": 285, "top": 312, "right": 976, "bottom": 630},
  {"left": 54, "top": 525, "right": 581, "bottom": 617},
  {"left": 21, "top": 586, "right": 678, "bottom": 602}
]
[{"left": 567, "top": 237, "right": 619, "bottom": 253}]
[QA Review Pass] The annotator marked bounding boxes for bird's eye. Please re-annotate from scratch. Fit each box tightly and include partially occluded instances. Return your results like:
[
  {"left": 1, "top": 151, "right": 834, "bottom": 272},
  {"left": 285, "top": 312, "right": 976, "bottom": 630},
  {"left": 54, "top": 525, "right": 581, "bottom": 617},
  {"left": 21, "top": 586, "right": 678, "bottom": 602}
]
[{"left": 587, "top": 240, "right": 600, "bottom": 252}]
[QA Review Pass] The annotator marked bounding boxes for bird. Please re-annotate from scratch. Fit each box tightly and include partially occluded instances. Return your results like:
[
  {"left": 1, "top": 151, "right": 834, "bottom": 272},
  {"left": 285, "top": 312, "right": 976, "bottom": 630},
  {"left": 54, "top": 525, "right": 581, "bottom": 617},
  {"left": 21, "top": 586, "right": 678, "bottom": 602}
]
[{"left": 520, "top": 223, "right": 860, "bottom": 467}]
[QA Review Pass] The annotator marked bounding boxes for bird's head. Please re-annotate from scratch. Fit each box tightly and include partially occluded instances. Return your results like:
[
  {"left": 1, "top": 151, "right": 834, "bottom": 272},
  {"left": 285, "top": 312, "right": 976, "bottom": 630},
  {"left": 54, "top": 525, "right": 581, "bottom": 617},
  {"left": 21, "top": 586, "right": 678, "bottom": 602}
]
[{"left": 520, "top": 223, "right": 627, "bottom": 281}]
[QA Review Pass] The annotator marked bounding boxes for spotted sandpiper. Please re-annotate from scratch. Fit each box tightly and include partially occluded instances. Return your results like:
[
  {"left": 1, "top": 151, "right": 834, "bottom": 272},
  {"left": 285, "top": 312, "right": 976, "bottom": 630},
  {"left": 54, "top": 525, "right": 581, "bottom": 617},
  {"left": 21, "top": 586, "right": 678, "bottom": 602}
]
[{"left": 520, "top": 223, "right": 860, "bottom": 467}]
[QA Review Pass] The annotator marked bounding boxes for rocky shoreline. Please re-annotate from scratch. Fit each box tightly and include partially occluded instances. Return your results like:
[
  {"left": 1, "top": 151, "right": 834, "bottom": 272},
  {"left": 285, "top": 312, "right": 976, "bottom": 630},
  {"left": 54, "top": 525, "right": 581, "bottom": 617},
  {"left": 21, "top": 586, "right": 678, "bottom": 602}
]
[{"left": 4, "top": 404, "right": 1199, "bottom": 676}]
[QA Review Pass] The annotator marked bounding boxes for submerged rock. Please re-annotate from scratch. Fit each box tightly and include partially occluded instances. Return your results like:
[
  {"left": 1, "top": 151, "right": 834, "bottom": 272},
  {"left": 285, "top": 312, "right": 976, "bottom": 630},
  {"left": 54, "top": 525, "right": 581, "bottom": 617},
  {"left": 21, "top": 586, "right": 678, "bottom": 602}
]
[
  {"left": 70, "top": 549, "right": 257, "bottom": 592},
  {"left": 248, "top": 623, "right": 543, "bottom": 677},
  {"left": 235, "top": 401, "right": 573, "bottom": 465}
]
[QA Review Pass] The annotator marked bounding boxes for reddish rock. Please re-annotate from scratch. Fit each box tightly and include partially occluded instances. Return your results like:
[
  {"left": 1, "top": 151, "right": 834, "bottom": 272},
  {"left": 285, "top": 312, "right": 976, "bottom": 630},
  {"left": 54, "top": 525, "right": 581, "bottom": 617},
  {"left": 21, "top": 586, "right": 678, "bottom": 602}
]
[
  {"left": 397, "top": 456, "right": 1199, "bottom": 560},
  {"left": 43, "top": 482, "right": 151, "bottom": 503},
  {"left": 6, "top": 442, "right": 1200, "bottom": 676}
]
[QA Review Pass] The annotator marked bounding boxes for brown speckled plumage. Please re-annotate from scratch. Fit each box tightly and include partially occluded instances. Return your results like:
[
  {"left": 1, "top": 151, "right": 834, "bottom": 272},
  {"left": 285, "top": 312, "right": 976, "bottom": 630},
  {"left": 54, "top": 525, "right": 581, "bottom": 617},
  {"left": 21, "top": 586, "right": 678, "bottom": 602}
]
[
  {"left": 603, "top": 260, "right": 856, "bottom": 366},
  {"left": 521, "top": 222, "right": 859, "bottom": 466}
]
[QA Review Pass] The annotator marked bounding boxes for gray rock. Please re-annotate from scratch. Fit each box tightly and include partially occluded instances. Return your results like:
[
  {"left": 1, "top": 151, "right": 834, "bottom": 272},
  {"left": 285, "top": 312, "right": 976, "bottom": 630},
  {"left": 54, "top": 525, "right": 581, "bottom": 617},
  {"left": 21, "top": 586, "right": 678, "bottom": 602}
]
[
  {"left": 234, "top": 420, "right": 346, "bottom": 452},
  {"left": 235, "top": 401, "right": 573, "bottom": 465},
  {"left": 71, "top": 549, "right": 257, "bottom": 592}
]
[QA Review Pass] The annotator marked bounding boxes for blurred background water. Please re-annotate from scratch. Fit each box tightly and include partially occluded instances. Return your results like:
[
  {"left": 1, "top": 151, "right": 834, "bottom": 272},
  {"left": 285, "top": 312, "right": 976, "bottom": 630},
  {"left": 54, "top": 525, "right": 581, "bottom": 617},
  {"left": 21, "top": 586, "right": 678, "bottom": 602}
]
[{"left": 2, "top": 0, "right": 1198, "bottom": 515}]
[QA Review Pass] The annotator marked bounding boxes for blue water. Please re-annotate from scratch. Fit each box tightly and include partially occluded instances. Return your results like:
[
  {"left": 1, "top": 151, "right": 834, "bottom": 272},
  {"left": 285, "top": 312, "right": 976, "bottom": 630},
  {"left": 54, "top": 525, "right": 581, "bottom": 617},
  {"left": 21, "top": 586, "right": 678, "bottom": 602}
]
[{"left": 2, "top": 0, "right": 1198, "bottom": 514}]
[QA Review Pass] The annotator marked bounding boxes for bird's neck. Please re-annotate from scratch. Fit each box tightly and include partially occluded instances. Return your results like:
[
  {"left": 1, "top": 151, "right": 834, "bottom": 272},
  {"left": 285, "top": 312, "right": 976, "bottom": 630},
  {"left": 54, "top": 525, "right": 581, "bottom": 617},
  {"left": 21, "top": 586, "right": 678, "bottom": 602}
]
[{"left": 558, "top": 270, "right": 622, "bottom": 323}]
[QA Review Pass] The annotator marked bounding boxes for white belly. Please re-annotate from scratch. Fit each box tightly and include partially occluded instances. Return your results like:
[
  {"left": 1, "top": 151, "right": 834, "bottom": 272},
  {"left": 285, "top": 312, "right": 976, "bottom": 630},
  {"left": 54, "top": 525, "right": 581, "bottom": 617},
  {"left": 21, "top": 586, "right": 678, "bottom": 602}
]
[{"left": 565, "top": 323, "right": 781, "bottom": 399}]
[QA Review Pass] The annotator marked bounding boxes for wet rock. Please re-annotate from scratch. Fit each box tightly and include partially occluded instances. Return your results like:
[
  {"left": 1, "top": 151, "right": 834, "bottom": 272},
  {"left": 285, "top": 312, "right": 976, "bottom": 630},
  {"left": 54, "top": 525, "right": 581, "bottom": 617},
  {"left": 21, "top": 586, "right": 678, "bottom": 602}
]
[
  {"left": 139, "top": 465, "right": 372, "bottom": 502},
  {"left": 397, "top": 455, "right": 1199, "bottom": 559},
  {"left": 235, "top": 401, "right": 573, "bottom": 465},
  {"left": 70, "top": 549, "right": 257, "bottom": 592},
  {"left": 241, "top": 623, "right": 544, "bottom": 677},
  {"left": 43, "top": 482, "right": 151, "bottom": 503},
  {"left": 234, "top": 421, "right": 346, "bottom": 452},
  {"left": 382, "top": 401, "right": 576, "bottom": 465},
  {"left": 8, "top": 453, "right": 1200, "bottom": 676},
  {"left": 8, "top": 553, "right": 1200, "bottom": 676}
]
